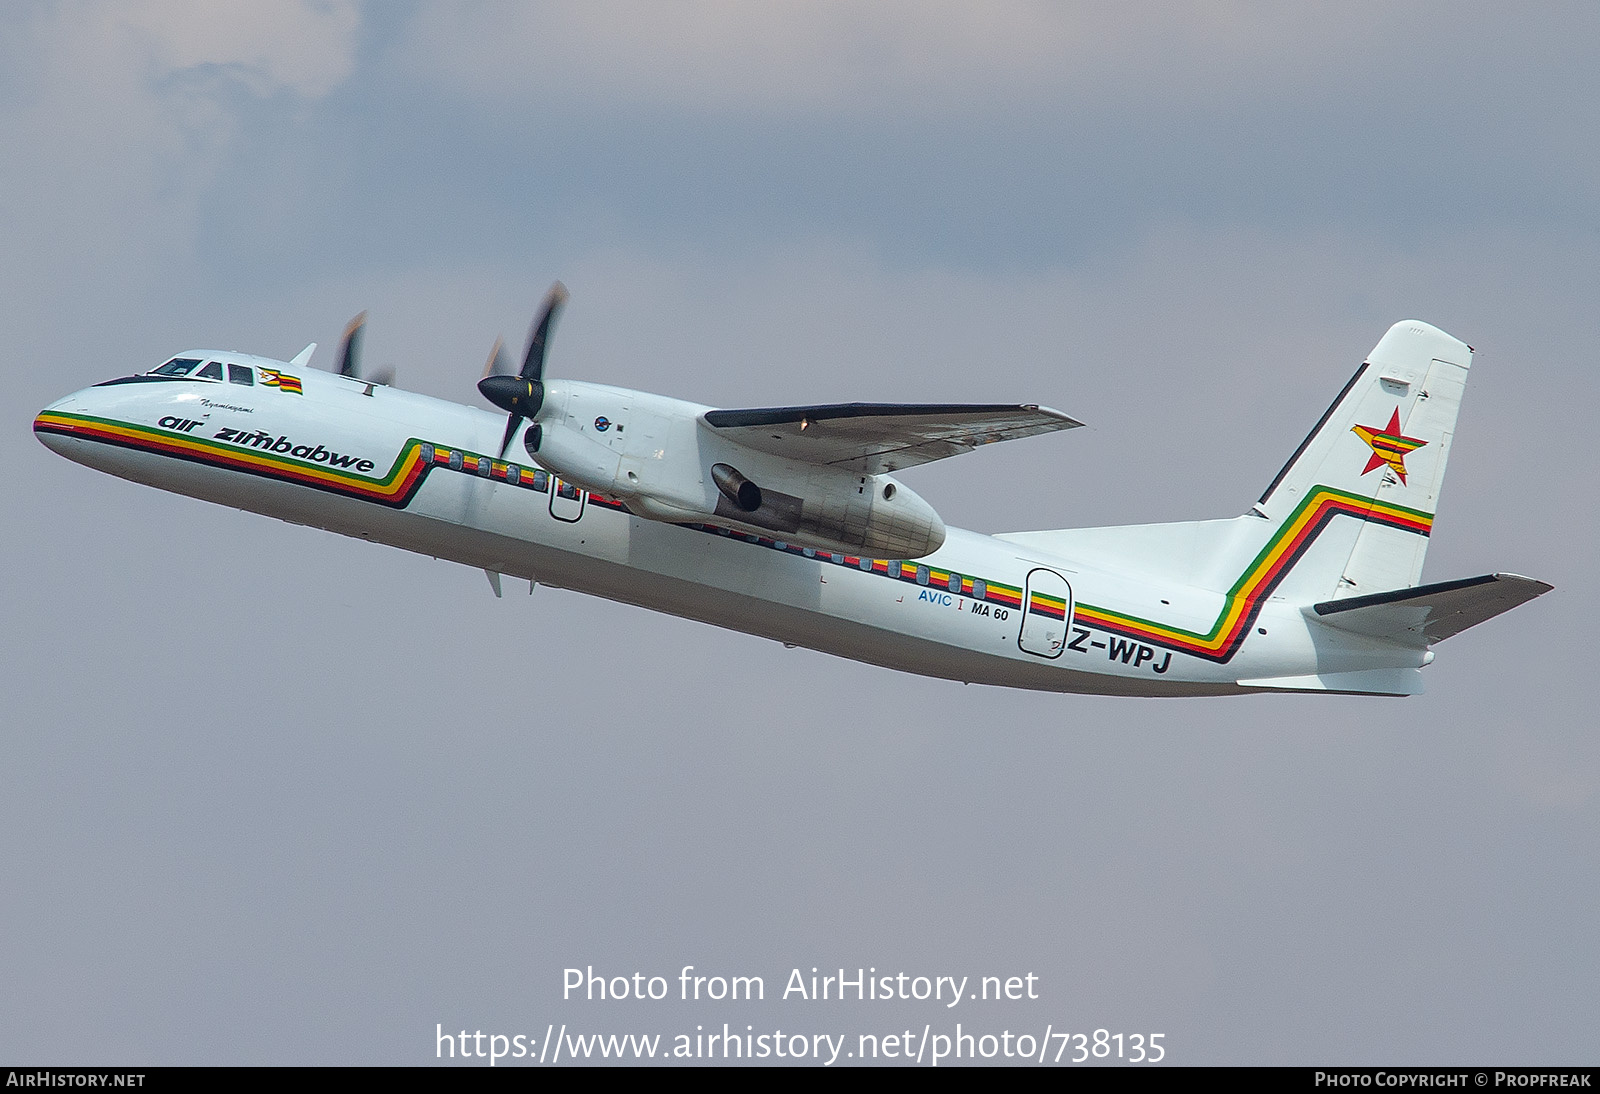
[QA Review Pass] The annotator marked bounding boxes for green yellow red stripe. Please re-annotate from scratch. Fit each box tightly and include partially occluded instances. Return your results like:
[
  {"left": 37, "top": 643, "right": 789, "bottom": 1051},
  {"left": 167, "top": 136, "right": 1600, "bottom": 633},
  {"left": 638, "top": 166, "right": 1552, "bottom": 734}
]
[
  {"left": 36, "top": 411, "right": 434, "bottom": 506},
  {"left": 1073, "top": 487, "right": 1431, "bottom": 661},
  {"left": 38, "top": 410, "right": 1430, "bottom": 666},
  {"left": 1028, "top": 591, "right": 1069, "bottom": 620}
]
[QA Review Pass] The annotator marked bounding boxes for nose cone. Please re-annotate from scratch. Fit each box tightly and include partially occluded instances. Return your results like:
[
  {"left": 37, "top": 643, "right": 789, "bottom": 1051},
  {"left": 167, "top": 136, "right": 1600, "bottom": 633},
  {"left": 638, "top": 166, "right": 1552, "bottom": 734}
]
[
  {"left": 33, "top": 389, "right": 91, "bottom": 459},
  {"left": 34, "top": 379, "right": 155, "bottom": 471}
]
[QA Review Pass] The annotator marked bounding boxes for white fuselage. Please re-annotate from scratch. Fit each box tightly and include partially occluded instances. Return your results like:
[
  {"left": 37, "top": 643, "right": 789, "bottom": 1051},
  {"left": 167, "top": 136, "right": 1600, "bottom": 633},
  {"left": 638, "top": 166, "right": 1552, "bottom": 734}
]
[{"left": 34, "top": 357, "right": 1425, "bottom": 697}]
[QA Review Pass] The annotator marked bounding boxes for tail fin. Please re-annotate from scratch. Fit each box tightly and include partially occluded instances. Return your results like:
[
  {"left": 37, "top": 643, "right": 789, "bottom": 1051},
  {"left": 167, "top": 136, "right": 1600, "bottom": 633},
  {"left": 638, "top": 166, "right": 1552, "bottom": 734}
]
[
  {"left": 992, "top": 320, "right": 1524, "bottom": 673},
  {"left": 998, "top": 320, "right": 1471, "bottom": 605},
  {"left": 1254, "top": 320, "right": 1470, "bottom": 602}
]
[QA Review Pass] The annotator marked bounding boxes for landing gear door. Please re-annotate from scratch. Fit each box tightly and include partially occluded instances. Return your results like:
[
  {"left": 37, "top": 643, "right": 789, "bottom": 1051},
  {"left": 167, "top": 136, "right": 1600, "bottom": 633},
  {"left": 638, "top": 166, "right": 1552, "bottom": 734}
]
[
  {"left": 550, "top": 477, "right": 585, "bottom": 522},
  {"left": 1018, "top": 568, "right": 1073, "bottom": 659}
]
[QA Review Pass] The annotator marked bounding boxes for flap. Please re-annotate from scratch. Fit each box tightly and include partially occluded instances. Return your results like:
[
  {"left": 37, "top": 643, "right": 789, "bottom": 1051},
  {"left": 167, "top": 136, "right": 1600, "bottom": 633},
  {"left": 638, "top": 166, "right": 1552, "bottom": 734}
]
[
  {"left": 701, "top": 402, "right": 1082, "bottom": 474},
  {"left": 1310, "top": 572, "right": 1552, "bottom": 646}
]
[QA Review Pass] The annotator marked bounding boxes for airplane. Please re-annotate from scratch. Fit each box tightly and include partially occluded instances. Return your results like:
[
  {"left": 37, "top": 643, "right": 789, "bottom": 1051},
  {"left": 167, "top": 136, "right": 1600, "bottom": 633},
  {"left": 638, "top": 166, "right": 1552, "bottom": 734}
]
[{"left": 33, "top": 286, "right": 1551, "bottom": 697}]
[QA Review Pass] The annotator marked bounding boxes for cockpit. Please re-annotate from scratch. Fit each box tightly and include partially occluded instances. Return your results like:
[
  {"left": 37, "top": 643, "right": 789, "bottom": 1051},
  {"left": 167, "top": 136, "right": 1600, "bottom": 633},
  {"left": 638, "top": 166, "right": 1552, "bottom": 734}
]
[{"left": 149, "top": 358, "right": 256, "bottom": 386}]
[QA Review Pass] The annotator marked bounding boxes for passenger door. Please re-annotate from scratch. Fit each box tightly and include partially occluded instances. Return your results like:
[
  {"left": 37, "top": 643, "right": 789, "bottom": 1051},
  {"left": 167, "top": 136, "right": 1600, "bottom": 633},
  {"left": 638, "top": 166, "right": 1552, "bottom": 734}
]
[{"left": 1018, "top": 568, "right": 1073, "bottom": 658}]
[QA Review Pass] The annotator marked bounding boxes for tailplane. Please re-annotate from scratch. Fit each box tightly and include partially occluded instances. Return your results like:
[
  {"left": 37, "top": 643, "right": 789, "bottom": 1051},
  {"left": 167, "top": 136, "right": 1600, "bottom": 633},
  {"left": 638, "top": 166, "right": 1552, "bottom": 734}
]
[{"left": 1310, "top": 572, "right": 1552, "bottom": 645}]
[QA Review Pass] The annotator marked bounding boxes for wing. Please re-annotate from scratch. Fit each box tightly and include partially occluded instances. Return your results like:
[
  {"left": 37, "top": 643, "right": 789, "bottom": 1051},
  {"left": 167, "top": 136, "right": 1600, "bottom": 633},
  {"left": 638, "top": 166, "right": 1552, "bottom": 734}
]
[
  {"left": 1310, "top": 572, "right": 1552, "bottom": 646},
  {"left": 701, "top": 402, "right": 1083, "bottom": 474}
]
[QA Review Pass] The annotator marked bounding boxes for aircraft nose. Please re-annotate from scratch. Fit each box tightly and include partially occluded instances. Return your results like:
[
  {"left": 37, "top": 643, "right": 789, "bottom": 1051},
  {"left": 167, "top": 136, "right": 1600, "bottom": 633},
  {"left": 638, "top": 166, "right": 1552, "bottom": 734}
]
[
  {"left": 34, "top": 386, "right": 100, "bottom": 459},
  {"left": 36, "top": 390, "right": 77, "bottom": 416}
]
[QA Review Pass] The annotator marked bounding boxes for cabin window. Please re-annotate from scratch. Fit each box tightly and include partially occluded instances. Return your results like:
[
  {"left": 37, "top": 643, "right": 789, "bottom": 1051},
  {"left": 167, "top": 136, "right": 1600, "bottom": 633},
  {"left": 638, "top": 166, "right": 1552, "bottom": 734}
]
[
  {"left": 858, "top": 557, "right": 873, "bottom": 571},
  {"left": 947, "top": 571, "right": 961, "bottom": 592},
  {"left": 151, "top": 358, "right": 201, "bottom": 376},
  {"left": 448, "top": 450, "right": 463, "bottom": 471},
  {"left": 557, "top": 480, "right": 580, "bottom": 501},
  {"left": 916, "top": 565, "right": 930, "bottom": 585},
  {"left": 228, "top": 364, "right": 253, "bottom": 386},
  {"left": 530, "top": 469, "right": 549, "bottom": 492},
  {"left": 477, "top": 457, "right": 492, "bottom": 477},
  {"left": 971, "top": 579, "right": 986, "bottom": 601},
  {"left": 196, "top": 361, "right": 224, "bottom": 380},
  {"left": 419, "top": 443, "right": 435, "bottom": 465}
]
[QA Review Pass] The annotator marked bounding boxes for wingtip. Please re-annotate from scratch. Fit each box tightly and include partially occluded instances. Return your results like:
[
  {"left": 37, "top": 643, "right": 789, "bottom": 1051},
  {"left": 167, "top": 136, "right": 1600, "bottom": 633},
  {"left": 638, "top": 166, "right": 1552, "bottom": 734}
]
[
  {"left": 1031, "top": 405, "right": 1086, "bottom": 429},
  {"left": 1492, "top": 572, "right": 1555, "bottom": 596}
]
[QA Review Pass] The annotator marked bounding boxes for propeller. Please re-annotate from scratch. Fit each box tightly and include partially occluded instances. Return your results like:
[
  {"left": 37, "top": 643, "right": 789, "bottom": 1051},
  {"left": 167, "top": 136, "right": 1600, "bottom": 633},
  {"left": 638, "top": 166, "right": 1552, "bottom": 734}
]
[
  {"left": 478, "top": 281, "right": 568, "bottom": 459},
  {"left": 334, "top": 311, "right": 395, "bottom": 386}
]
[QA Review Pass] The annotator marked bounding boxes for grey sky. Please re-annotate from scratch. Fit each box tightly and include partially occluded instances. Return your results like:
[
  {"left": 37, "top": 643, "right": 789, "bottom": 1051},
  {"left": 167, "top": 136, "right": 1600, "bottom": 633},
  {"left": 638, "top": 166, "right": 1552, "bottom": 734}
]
[{"left": 2, "top": 2, "right": 1594, "bottom": 1064}]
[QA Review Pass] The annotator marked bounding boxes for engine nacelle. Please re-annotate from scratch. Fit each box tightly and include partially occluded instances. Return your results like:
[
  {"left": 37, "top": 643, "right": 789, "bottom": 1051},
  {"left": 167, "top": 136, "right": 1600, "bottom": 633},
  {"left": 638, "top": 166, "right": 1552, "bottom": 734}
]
[
  {"left": 522, "top": 381, "right": 947, "bottom": 559},
  {"left": 522, "top": 413, "right": 620, "bottom": 495},
  {"left": 699, "top": 461, "right": 946, "bottom": 560}
]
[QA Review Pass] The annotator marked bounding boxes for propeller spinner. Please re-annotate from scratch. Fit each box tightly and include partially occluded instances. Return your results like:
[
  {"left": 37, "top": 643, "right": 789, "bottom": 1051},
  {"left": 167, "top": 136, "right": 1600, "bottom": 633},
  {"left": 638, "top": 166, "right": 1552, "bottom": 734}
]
[{"left": 479, "top": 281, "right": 568, "bottom": 458}]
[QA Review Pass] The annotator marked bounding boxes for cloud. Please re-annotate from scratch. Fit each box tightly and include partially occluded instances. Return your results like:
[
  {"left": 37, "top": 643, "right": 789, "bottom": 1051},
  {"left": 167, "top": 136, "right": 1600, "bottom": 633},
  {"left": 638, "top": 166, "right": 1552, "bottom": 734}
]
[
  {"left": 394, "top": 1, "right": 1600, "bottom": 123},
  {"left": 118, "top": 0, "right": 361, "bottom": 100},
  {"left": 0, "top": 1, "right": 361, "bottom": 304},
  {"left": 397, "top": 0, "right": 1394, "bottom": 118}
]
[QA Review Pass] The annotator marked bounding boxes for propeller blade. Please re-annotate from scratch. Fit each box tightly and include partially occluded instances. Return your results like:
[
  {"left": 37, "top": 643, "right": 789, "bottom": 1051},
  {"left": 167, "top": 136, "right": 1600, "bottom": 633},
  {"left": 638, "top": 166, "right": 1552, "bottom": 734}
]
[
  {"left": 497, "top": 411, "right": 522, "bottom": 460},
  {"left": 482, "top": 336, "right": 510, "bottom": 381},
  {"left": 336, "top": 312, "right": 367, "bottom": 377},
  {"left": 520, "top": 282, "right": 568, "bottom": 381},
  {"left": 478, "top": 282, "right": 567, "bottom": 458}
]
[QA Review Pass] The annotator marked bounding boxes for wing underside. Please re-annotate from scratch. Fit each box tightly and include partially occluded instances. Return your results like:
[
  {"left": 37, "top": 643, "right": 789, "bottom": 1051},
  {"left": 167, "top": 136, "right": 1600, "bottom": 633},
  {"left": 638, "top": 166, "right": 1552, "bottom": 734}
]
[{"left": 701, "top": 402, "right": 1082, "bottom": 474}]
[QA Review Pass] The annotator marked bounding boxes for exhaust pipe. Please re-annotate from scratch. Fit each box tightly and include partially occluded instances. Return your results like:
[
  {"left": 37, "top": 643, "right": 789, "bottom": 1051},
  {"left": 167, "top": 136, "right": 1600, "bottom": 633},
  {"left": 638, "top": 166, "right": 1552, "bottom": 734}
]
[{"left": 711, "top": 463, "right": 763, "bottom": 512}]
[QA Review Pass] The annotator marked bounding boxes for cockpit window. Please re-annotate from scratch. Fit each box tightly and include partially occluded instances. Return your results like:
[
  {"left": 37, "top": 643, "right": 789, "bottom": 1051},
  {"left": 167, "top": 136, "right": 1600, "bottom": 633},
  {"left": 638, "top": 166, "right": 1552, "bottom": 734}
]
[
  {"left": 151, "top": 358, "right": 202, "bottom": 376},
  {"left": 196, "top": 361, "right": 224, "bottom": 380},
  {"left": 227, "top": 364, "right": 253, "bottom": 386}
]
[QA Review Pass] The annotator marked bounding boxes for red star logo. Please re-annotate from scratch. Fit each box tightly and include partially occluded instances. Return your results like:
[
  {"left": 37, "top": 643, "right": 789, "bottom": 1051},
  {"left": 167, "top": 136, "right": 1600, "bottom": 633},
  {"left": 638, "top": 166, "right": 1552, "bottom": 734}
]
[{"left": 1351, "top": 408, "right": 1427, "bottom": 484}]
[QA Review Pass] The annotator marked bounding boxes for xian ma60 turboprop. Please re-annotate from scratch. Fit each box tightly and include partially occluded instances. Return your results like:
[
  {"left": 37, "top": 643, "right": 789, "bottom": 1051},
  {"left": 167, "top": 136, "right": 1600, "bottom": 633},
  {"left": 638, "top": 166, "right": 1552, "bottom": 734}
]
[{"left": 34, "top": 286, "right": 1550, "bottom": 697}]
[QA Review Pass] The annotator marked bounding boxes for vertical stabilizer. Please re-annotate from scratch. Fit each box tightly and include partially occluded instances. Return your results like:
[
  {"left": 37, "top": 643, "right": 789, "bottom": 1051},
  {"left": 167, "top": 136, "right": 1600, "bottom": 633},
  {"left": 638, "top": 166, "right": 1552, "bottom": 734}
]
[
  {"left": 996, "top": 320, "right": 1479, "bottom": 660},
  {"left": 1255, "top": 320, "right": 1470, "bottom": 601}
]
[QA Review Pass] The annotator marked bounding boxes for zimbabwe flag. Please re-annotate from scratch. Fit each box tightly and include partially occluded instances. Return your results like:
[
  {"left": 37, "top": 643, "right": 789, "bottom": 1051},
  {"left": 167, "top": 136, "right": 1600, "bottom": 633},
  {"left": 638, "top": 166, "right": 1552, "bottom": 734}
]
[{"left": 260, "top": 369, "right": 303, "bottom": 394}]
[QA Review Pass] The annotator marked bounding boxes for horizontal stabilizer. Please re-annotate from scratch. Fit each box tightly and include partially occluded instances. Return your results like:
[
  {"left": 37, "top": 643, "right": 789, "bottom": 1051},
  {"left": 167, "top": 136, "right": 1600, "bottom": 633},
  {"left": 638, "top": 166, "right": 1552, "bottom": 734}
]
[
  {"left": 702, "top": 403, "right": 1082, "bottom": 474},
  {"left": 1310, "top": 573, "right": 1552, "bottom": 646}
]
